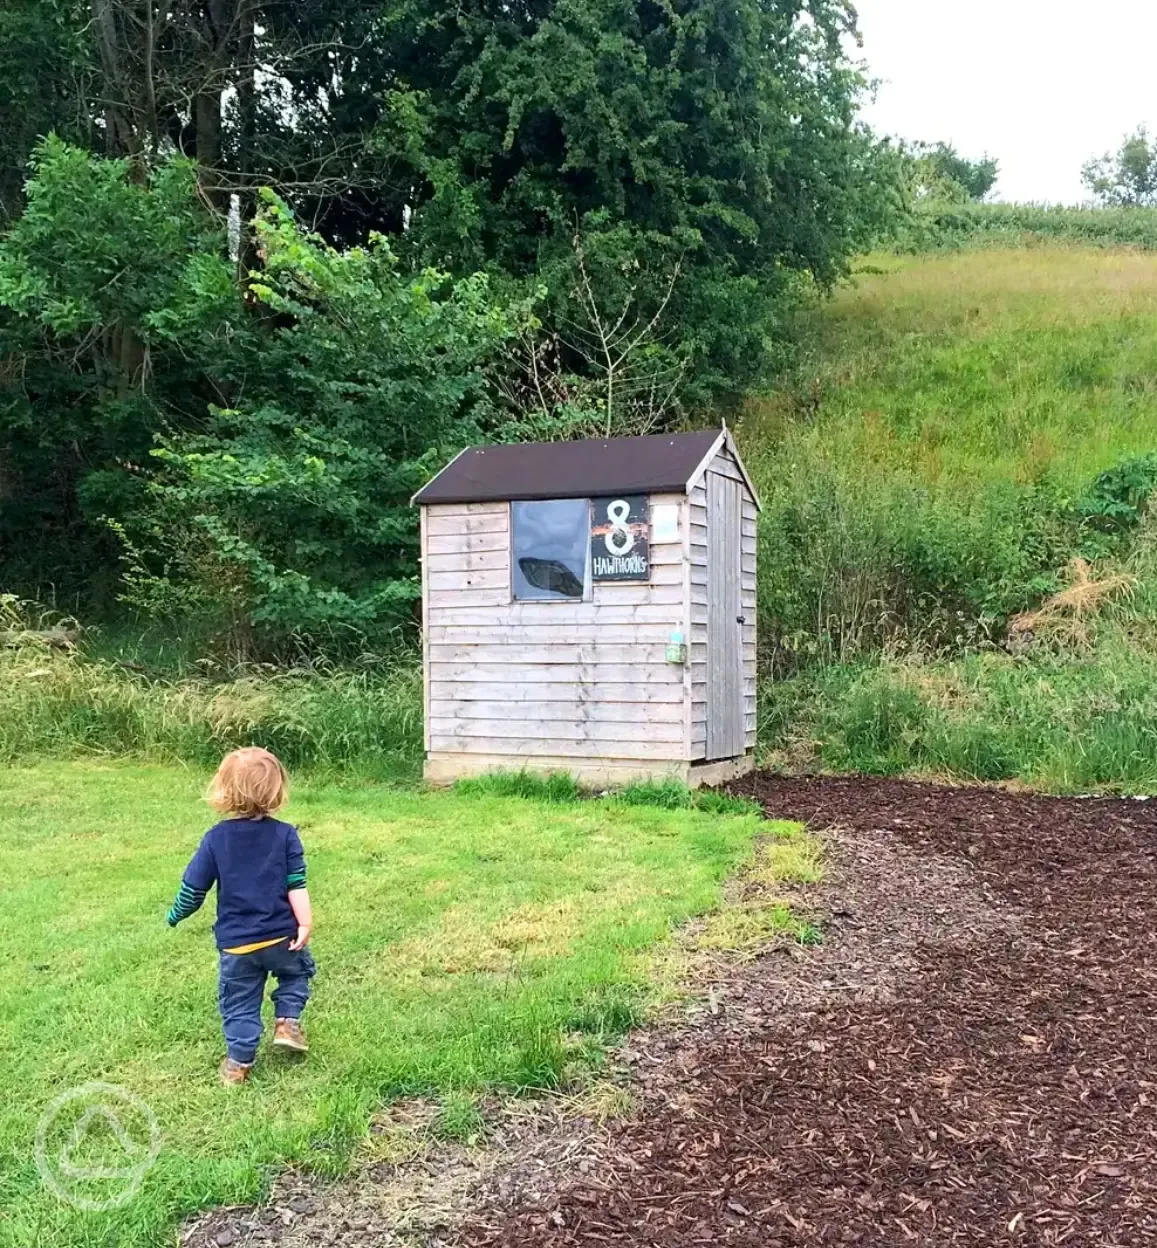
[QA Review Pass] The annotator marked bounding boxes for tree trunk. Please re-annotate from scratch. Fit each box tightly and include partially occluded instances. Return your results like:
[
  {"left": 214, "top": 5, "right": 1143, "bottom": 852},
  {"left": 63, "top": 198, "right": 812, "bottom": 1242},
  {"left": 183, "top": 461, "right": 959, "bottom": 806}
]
[
  {"left": 92, "top": 0, "right": 139, "bottom": 155},
  {"left": 235, "top": 0, "right": 258, "bottom": 274}
]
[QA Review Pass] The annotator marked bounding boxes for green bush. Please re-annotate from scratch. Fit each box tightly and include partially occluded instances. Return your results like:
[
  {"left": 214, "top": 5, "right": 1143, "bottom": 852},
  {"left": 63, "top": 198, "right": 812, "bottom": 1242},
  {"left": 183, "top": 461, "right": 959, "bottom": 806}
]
[{"left": 900, "top": 201, "right": 1157, "bottom": 252}]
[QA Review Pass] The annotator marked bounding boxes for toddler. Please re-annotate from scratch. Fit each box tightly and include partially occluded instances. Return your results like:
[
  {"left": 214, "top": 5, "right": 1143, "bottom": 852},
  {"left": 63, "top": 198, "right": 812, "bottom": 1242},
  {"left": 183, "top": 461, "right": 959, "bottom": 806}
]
[{"left": 167, "top": 747, "right": 314, "bottom": 1085}]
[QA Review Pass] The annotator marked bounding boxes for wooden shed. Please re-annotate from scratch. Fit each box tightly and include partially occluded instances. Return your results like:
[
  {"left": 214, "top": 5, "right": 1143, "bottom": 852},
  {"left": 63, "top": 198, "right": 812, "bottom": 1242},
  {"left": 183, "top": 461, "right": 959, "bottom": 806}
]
[{"left": 412, "top": 429, "right": 760, "bottom": 787}]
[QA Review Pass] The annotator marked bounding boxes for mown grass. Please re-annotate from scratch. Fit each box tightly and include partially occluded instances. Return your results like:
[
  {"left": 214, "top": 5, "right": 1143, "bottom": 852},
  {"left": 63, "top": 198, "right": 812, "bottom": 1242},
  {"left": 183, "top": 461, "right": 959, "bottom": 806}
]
[{"left": 0, "top": 761, "right": 807, "bottom": 1248}]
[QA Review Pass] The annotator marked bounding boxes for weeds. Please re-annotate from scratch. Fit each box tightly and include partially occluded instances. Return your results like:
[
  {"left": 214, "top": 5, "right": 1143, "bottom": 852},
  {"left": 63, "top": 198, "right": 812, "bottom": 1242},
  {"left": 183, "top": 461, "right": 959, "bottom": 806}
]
[{"left": 617, "top": 780, "right": 762, "bottom": 816}]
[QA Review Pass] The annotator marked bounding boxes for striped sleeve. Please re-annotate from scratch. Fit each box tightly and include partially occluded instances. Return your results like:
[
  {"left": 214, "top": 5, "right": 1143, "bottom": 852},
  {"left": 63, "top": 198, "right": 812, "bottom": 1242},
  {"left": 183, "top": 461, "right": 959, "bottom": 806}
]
[
  {"left": 286, "top": 825, "right": 307, "bottom": 892},
  {"left": 167, "top": 832, "right": 217, "bottom": 926},
  {"left": 167, "top": 881, "right": 208, "bottom": 926}
]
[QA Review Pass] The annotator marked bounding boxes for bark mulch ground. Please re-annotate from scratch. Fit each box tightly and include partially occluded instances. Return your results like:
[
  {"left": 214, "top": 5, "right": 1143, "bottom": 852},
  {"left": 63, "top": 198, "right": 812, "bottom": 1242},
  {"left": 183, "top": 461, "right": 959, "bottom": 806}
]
[{"left": 458, "top": 775, "right": 1157, "bottom": 1248}]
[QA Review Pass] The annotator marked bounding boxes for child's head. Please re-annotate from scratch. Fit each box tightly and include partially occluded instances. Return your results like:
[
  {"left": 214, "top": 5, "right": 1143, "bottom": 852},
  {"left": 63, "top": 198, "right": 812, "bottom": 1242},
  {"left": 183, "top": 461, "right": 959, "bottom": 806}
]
[{"left": 208, "top": 747, "right": 288, "bottom": 819}]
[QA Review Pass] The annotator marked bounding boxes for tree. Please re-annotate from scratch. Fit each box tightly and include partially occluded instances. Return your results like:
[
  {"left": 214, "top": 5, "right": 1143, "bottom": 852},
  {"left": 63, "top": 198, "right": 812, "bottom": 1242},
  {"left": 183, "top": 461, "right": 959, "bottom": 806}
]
[
  {"left": 125, "top": 193, "right": 520, "bottom": 644},
  {"left": 388, "top": 0, "right": 886, "bottom": 400},
  {"left": 0, "top": 1, "right": 91, "bottom": 221},
  {"left": 0, "top": 144, "right": 519, "bottom": 643},
  {"left": 0, "top": 1, "right": 898, "bottom": 639},
  {"left": 0, "top": 140, "right": 241, "bottom": 600},
  {"left": 906, "top": 141, "right": 998, "bottom": 203},
  {"left": 1082, "top": 127, "right": 1157, "bottom": 207}
]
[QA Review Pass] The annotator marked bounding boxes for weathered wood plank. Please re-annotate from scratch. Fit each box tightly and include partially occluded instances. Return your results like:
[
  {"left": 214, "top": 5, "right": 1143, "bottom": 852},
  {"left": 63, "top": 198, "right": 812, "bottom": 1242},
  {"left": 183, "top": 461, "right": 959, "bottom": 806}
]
[
  {"left": 428, "top": 642, "right": 670, "bottom": 665},
  {"left": 427, "top": 623, "right": 674, "bottom": 645},
  {"left": 639, "top": 562, "right": 682, "bottom": 586},
  {"left": 429, "top": 602, "right": 683, "bottom": 626},
  {"left": 428, "top": 587, "right": 512, "bottom": 608},
  {"left": 430, "top": 698, "right": 685, "bottom": 723},
  {"left": 593, "top": 583, "right": 683, "bottom": 606},
  {"left": 428, "top": 680, "right": 685, "bottom": 704},
  {"left": 429, "top": 734, "right": 682, "bottom": 760},
  {"left": 425, "top": 753, "right": 690, "bottom": 786},
  {"left": 426, "top": 531, "right": 509, "bottom": 556},
  {"left": 428, "top": 717, "right": 685, "bottom": 744},
  {"left": 421, "top": 505, "right": 431, "bottom": 752},
  {"left": 424, "top": 501, "right": 508, "bottom": 518},
  {"left": 708, "top": 458, "right": 746, "bottom": 485},
  {"left": 648, "top": 542, "right": 683, "bottom": 566},
  {"left": 681, "top": 492, "right": 693, "bottom": 759},
  {"left": 429, "top": 661, "right": 682, "bottom": 684},
  {"left": 425, "top": 549, "right": 508, "bottom": 574},
  {"left": 428, "top": 568, "right": 509, "bottom": 592},
  {"left": 426, "top": 512, "right": 508, "bottom": 537}
]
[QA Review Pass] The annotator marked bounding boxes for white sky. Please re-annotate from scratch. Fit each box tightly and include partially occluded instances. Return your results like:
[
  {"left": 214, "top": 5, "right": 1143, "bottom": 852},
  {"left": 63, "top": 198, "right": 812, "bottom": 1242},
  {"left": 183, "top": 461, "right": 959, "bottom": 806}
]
[{"left": 854, "top": 0, "right": 1157, "bottom": 204}]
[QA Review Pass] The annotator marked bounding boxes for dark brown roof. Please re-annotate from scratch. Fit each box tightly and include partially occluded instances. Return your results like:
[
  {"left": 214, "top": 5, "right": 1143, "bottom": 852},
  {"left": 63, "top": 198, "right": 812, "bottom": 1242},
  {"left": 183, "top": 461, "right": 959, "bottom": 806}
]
[{"left": 412, "top": 430, "right": 722, "bottom": 505}]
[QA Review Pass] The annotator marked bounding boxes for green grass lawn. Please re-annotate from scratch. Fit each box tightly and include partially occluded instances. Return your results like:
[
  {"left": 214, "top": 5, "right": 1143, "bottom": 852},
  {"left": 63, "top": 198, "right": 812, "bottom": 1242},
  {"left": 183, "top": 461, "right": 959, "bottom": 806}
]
[{"left": 0, "top": 763, "right": 802, "bottom": 1248}]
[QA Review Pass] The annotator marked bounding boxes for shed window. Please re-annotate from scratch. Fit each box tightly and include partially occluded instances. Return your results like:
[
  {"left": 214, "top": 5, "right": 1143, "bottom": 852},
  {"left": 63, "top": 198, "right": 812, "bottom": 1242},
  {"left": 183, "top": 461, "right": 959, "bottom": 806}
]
[{"left": 511, "top": 499, "right": 590, "bottom": 600}]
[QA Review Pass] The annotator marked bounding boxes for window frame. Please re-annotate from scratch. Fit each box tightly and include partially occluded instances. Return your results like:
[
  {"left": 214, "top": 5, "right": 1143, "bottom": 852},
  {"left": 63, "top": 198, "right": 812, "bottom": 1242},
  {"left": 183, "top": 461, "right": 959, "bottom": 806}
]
[{"left": 509, "top": 497, "right": 594, "bottom": 604}]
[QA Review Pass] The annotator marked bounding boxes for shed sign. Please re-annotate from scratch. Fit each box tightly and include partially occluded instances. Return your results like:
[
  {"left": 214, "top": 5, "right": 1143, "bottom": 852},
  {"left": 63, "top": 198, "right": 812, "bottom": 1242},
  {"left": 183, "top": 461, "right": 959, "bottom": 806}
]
[{"left": 591, "top": 495, "right": 649, "bottom": 582}]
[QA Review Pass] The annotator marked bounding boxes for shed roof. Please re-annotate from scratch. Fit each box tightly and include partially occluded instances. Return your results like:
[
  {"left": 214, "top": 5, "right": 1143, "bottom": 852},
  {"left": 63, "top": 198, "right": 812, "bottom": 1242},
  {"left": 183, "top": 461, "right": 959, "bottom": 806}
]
[{"left": 413, "top": 430, "right": 725, "bottom": 505}]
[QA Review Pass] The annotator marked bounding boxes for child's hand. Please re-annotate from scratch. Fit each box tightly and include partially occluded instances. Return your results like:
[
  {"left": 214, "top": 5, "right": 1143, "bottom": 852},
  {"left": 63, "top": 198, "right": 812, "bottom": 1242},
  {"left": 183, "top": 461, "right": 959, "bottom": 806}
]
[{"left": 288, "top": 887, "right": 311, "bottom": 950}]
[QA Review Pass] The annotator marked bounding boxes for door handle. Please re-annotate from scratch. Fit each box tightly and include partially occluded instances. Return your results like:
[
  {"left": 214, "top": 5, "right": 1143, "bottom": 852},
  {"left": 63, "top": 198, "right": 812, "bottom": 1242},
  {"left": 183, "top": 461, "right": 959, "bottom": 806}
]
[{"left": 737, "top": 615, "right": 745, "bottom": 624}]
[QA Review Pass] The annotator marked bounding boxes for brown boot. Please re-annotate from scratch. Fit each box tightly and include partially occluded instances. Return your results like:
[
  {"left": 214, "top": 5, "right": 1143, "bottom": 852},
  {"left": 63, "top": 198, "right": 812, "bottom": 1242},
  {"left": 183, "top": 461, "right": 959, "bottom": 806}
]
[
  {"left": 219, "top": 1057, "right": 253, "bottom": 1086},
  {"left": 273, "top": 1017, "right": 309, "bottom": 1053}
]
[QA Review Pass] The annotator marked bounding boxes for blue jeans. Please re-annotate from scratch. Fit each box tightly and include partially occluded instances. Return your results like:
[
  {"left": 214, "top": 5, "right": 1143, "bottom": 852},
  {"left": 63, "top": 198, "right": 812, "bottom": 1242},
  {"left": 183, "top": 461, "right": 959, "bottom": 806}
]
[{"left": 218, "top": 941, "right": 316, "bottom": 1064}]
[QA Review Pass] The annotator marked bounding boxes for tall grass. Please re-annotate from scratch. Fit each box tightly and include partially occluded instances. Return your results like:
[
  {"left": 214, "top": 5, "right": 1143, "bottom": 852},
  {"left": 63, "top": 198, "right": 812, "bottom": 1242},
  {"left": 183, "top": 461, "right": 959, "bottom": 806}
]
[
  {"left": 0, "top": 620, "right": 423, "bottom": 776},
  {"left": 760, "top": 633, "right": 1157, "bottom": 794}
]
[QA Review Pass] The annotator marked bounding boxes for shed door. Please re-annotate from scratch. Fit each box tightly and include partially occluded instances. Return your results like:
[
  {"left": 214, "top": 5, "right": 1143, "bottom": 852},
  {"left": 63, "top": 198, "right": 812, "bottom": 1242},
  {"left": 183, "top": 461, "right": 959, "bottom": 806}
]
[{"left": 706, "top": 472, "right": 745, "bottom": 760}]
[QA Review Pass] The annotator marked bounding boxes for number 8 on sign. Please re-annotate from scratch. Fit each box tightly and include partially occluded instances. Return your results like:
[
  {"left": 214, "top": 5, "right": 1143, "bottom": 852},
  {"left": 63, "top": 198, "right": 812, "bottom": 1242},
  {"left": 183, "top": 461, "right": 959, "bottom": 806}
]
[{"left": 604, "top": 499, "right": 635, "bottom": 556}]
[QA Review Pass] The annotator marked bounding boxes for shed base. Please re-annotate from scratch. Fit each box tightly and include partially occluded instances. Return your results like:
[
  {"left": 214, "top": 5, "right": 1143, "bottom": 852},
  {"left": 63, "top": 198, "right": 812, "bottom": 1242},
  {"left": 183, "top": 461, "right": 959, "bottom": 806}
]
[{"left": 424, "top": 752, "right": 754, "bottom": 791}]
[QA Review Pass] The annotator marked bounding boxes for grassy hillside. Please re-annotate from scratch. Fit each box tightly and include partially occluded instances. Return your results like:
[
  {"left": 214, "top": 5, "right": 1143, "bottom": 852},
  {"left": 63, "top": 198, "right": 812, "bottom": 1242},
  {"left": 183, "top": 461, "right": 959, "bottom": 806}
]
[{"left": 743, "top": 245, "right": 1157, "bottom": 792}]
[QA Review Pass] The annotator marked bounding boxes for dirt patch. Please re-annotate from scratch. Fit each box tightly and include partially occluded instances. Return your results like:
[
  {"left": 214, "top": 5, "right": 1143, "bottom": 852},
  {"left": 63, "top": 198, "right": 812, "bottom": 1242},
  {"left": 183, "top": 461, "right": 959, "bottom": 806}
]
[{"left": 458, "top": 775, "right": 1157, "bottom": 1247}]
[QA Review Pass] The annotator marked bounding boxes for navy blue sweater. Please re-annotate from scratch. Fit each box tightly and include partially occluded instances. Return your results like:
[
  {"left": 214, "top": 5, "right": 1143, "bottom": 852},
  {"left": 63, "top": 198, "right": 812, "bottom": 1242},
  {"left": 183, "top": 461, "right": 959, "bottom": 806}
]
[{"left": 167, "top": 818, "right": 307, "bottom": 950}]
